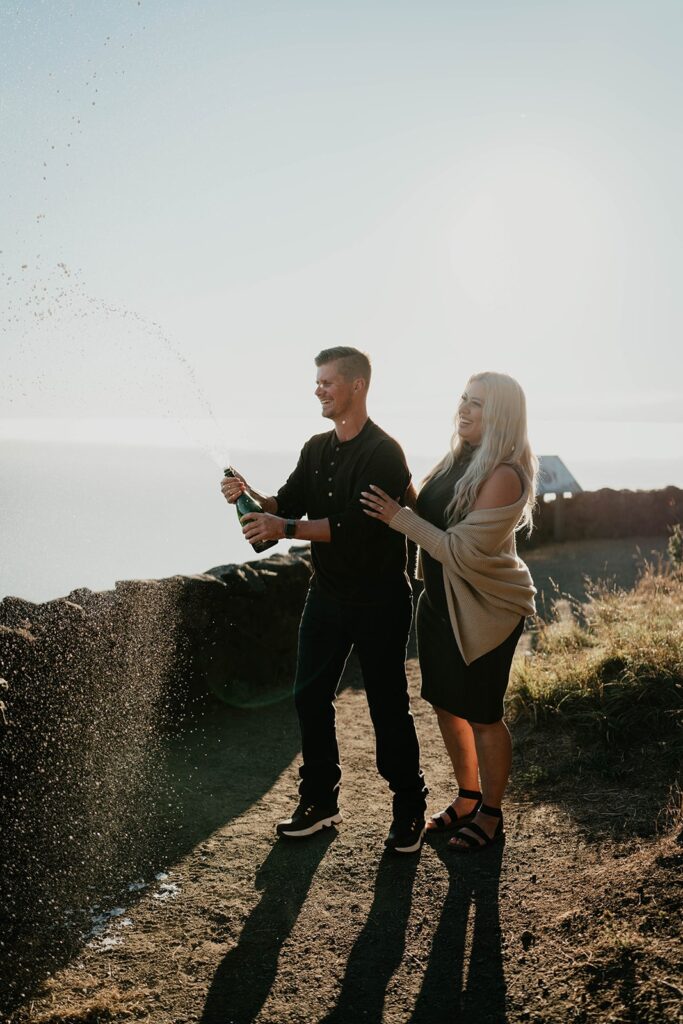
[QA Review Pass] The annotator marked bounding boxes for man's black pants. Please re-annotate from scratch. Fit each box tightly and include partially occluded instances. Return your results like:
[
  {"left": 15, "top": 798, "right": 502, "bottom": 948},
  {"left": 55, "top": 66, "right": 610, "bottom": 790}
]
[{"left": 293, "top": 585, "right": 428, "bottom": 818}]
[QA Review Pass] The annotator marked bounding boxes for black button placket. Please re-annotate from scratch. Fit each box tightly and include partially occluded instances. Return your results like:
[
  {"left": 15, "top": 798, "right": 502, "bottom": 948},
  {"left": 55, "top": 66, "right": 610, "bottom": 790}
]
[{"left": 327, "top": 442, "right": 341, "bottom": 506}]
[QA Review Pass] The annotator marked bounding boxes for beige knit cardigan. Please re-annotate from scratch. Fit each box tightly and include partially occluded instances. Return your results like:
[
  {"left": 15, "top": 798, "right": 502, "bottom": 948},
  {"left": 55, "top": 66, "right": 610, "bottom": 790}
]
[{"left": 389, "top": 490, "right": 536, "bottom": 665}]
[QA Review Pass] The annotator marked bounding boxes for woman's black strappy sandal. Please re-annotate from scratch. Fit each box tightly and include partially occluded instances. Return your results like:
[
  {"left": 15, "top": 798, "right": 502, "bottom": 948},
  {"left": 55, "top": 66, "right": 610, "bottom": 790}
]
[
  {"left": 426, "top": 788, "right": 482, "bottom": 833},
  {"left": 448, "top": 803, "right": 505, "bottom": 853}
]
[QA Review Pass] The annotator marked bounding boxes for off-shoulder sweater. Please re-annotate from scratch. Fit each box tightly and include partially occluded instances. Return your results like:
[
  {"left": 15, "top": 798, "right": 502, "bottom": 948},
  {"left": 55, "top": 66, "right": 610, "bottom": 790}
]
[{"left": 389, "top": 490, "right": 536, "bottom": 665}]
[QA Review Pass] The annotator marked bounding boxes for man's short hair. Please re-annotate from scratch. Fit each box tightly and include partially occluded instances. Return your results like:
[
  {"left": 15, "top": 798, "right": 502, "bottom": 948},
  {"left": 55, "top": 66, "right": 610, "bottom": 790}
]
[{"left": 315, "top": 347, "right": 372, "bottom": 387}]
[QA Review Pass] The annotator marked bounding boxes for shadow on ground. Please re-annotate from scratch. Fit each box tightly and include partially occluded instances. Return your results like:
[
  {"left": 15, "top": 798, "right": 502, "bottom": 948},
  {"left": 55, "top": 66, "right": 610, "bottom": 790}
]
[
  {"left": 511, "top": 730, "right": 680, "bottom": 843},
  {"left": 409, "top": 841, "right": 506, "bottom": 1024},
  {"left": 328, "top": 840, "right": 506, "bottom": 1024},
  {"left": 1, "top": 691, "right": 303, "bottom": 1017},
  {"left": 200, "top": 831, "right": 505, "bottom": 1024},
  {"left": 3, "top": 649, "right": 373, "bottom": 1018},
  {"left": 201, "top": 830, "right": 338, "bottom": 1024}
]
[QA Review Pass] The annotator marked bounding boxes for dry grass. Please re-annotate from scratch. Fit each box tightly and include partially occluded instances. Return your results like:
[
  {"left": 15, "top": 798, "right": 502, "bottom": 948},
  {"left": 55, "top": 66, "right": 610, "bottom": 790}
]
[
  {"left": 509, "top": 566, "right": 683, "bottom": 750},
  {"left": 21, "top": 984, "right": 150, "bottom": 1023},
  {"left": 508, "top": 565, "right": 683, "bottom": 847}
]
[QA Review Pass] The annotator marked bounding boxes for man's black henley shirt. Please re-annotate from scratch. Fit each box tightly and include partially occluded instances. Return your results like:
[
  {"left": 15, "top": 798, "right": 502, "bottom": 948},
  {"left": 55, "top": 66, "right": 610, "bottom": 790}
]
[{"left": 275, "top": 418, "right": 412, "bottom": 603}]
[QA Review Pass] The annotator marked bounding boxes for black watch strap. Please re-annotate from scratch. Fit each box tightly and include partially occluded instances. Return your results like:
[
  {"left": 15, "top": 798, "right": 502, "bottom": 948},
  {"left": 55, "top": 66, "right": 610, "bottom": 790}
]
[{"left": 284, "top": 519, "right": 297, "bottom": 539}]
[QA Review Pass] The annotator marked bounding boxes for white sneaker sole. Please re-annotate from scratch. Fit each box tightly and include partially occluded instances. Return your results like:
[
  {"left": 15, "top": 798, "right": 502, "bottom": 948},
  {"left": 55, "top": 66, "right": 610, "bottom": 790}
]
[
  {"left": 390, "top": 826, "right": 426, "bottom": 854},
  {"left": 277, "top": 812, "right": 343, "bottom": 838}
]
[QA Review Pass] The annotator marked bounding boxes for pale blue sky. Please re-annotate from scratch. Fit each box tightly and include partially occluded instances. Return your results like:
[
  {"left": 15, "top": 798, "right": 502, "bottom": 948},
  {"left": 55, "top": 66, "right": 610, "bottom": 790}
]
[{"left": 2, "top": 1, "right": 682, "bottom": 484}]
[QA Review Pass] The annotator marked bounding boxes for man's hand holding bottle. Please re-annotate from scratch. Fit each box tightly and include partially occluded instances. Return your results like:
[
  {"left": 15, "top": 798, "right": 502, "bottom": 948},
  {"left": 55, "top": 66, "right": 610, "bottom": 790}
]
[
  {"left": 221, "top": 467, "right": 248, "bottom": 504},
  {"left": 221, "top": 467, "right": 279, "bottom": 553}
]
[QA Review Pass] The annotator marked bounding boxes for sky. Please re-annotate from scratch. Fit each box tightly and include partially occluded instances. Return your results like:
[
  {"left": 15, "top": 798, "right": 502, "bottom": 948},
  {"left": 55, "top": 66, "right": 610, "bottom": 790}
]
[{"left": 2, "top": 0, "right": 682, "bottom": 486}]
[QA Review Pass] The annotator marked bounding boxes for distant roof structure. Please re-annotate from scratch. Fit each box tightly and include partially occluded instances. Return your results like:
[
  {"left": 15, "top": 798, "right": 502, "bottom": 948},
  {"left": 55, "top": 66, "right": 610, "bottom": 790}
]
[{"left": 537, "top": 456, "right": 582, "bottom": 496}]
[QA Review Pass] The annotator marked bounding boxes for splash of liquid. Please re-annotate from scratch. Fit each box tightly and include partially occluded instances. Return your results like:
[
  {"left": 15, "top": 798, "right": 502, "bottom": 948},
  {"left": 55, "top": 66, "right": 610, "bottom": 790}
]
[{"left": 2, "top": 259, "right": 233, "bottom": 466}]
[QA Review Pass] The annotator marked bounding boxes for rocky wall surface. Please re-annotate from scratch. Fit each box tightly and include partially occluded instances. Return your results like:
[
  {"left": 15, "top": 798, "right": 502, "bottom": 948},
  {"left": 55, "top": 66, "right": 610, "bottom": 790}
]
[
  {"left": 0, "top": 548, "right": 311, "bottom": 1012},
  {"left": 521, "top": 485, "right": 683, "bottom": 547}
]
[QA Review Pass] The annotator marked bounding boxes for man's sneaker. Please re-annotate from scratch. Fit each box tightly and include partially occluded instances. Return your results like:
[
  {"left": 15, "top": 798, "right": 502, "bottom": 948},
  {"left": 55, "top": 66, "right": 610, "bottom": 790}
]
[
  {"left": 385, "top": 816, "right": 426, "bottom": 854},
  {"left": 276, "top": 801, "right": 342, "bottom": 839}
]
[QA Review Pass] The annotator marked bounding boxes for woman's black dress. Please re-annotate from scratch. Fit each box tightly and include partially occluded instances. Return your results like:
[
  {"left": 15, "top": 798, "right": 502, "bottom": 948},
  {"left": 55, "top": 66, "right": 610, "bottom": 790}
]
[{"left": 415, "top": 453, "right": 524, "bottom": 724}]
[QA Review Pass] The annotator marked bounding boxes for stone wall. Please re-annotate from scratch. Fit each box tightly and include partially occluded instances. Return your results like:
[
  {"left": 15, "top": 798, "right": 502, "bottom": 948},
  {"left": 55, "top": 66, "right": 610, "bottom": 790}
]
[
  {"left": 0, "top": 548, "right": 311, "bottom": 1013},
  {"left": 521, "top": 485, "right": 683, "bottom": 547}
]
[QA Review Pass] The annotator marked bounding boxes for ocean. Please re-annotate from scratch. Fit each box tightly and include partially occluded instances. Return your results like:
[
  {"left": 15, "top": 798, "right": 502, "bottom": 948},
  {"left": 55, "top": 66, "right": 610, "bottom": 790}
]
[
  {"left": 1, "top": 439, "right": 681, "bottom": 604},
  {"left": 0, "top": 441, "right": 306, "bottom": 604}
]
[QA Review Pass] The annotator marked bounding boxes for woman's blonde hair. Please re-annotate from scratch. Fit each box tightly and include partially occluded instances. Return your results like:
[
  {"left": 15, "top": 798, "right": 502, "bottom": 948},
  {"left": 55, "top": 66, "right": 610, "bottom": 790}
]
[{"left": 424, "top": 371, "right": 538, "bottom": 533}]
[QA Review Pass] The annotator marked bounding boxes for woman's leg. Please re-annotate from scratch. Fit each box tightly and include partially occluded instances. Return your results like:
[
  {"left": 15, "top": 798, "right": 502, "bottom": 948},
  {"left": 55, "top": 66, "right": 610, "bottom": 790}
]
[
  {"left": 427, "top": 707, "right": 481, "bottom": 826},
  {"left": 470, "top": 718, "right": 512, "bottom": 807},
  {"left": 449, "top": 718, "right": 512, "bottom": 846}
]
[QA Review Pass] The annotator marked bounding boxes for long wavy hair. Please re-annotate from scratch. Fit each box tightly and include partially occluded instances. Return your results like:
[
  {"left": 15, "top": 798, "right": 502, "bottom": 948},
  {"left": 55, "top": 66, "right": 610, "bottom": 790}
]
[{"left": 423, "top": 372, "right": 538, "bottom": 533}]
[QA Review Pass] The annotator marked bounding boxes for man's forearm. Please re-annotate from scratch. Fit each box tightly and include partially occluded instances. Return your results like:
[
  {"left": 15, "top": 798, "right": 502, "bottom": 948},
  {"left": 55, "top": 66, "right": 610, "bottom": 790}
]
[
  {"left": 290, "top": 518, "right": 331, "bottom": 543},
  {"left": 241, "top": 513, "right": 331, "bottom": 545}
]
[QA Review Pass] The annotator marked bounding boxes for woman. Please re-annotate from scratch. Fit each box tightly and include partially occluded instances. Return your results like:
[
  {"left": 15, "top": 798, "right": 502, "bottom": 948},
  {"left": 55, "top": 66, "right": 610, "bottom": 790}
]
[{"left": 361, "top": 372, "right": 537, "bottom": 853}]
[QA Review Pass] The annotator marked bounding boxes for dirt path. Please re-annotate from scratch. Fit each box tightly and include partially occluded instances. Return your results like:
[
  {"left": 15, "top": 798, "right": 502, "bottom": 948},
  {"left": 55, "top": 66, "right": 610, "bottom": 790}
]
[
  {"left": 14, "top": 653, "right": 677, "bottom": 1024},
  {"left": 10, "top": 537, "right": 680, "bottom": 1024}
]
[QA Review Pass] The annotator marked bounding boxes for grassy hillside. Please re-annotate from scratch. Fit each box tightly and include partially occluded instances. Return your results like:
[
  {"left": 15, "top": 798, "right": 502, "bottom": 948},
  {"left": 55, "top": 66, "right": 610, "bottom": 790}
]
[
  {"left": 506, "top": 567, "right": 682, "bottom": 1024},
  {"left": 511, "top": 566, "right": 682, "bottom": 750},
  {"left": 509, "top": 565, "right": 682, "bottom": 829}
]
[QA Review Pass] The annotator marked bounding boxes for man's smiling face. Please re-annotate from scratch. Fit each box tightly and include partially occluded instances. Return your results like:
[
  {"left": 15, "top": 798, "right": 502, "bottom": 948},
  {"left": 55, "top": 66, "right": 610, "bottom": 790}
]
[{"left": 314, "top": 361, "right": 357, "bottom": 421}]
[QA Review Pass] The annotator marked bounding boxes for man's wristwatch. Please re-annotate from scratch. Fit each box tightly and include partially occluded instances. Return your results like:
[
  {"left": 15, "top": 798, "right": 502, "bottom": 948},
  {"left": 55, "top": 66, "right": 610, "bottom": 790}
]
[{"left": 284, "top": 519, "right": 297, "bottom": 539}]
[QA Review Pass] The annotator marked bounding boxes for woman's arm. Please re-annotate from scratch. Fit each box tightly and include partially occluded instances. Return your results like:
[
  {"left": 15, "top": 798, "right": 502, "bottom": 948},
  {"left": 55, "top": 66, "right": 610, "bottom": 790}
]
[
  {"left": 362, "top": 465, "right": 526, "bottom": 573},
  {"left": 361, "top": 464, "right": 522, "bottom": 524},
  {"left": 360, "top": 486, "right": 403, "bottom": 523}
]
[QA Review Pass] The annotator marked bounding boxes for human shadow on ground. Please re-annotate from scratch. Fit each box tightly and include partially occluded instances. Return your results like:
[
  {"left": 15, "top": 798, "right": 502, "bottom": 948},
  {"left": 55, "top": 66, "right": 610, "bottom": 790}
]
[
  {"left": 321, "top": 848, "right": 421, "bottom": 1023},
  {"left": 3, "top": 690, "right": 306, "bottom": 1017},
  {"left": 163, "top": 695, "right": 301, "bottom": 860},
  {"left": 201, "top": 829, "right": 337, "bottom": 1024},
  {"left": 410, "top": 839, "right": 506, "bottom": 1024},
  {"left": 322, "top": 839, "right": 505, "bottom": 1024}
]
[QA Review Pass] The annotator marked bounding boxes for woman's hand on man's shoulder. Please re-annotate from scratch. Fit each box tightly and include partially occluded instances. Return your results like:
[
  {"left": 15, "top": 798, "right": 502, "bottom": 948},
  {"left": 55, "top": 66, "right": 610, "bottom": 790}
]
[{"left": 472, "top": 464, "right": 523, "bottom": 511}]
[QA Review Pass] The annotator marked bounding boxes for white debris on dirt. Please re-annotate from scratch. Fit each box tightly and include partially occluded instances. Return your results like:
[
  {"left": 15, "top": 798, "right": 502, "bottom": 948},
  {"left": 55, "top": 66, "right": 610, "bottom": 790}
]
[
  {"left": 89, "top": 914, "right": 111, "bottom": 936},
  {"left": 86, "top": 873, "right": 177, "bottom": 949},
  {"left": 153, "top": 881, "right": 181, "bottom": 901},
  {"left": 87, "top": 905, "right": 131, "bottom": 943},
  {"left": 83, "top": 872, "right": 179, "bottom": 953}
]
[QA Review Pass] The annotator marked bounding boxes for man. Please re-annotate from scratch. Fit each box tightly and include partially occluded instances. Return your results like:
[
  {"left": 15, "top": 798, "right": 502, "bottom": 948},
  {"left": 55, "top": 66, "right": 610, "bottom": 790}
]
[{"left": 221, "top": 347, "right": 428, "bottom": 853}]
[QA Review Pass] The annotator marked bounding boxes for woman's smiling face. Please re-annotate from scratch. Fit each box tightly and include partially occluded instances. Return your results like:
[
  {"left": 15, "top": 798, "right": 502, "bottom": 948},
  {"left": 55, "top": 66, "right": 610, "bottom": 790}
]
[{"left": 457, "top": 380, "right": 486, "bottom": 445}]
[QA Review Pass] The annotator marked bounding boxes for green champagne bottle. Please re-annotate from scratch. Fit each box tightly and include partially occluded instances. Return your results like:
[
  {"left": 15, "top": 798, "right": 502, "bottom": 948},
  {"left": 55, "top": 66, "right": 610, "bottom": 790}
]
[{"left": 224, "top": 467, "right": 277, "bottom": 554}]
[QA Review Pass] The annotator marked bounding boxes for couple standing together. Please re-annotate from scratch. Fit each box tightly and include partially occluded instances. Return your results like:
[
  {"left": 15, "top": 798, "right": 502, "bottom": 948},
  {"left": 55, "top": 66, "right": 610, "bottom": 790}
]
[{"left": 221, "top": 347, "right": 537, "bottom": 855}]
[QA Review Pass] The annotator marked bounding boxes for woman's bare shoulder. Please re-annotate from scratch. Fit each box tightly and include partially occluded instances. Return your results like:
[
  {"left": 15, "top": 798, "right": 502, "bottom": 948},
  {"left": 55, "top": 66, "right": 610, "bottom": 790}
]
[{"left": 472, "top": 464, "right": 524, "bottom": 511}]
